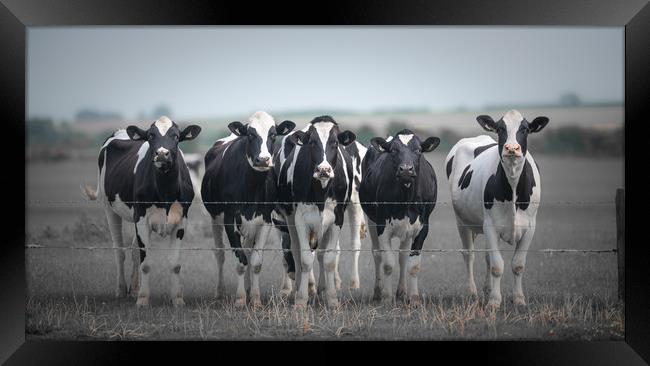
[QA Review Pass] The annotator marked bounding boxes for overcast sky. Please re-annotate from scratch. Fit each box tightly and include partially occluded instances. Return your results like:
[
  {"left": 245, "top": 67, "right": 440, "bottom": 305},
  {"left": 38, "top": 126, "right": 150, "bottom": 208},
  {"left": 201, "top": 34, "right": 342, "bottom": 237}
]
[{"left": 27, "top": 27, "right": 623, "bottom": 122}]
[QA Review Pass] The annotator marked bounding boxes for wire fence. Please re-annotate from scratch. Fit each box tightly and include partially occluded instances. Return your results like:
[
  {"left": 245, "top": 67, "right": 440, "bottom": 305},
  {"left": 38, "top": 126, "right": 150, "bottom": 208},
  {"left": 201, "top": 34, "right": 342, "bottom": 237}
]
[
  {"left": 26, "top": 197, "right": 621, "bottom": 255},
  {"left": 24, "top": 244, "right": 618, "bottom": 255}
]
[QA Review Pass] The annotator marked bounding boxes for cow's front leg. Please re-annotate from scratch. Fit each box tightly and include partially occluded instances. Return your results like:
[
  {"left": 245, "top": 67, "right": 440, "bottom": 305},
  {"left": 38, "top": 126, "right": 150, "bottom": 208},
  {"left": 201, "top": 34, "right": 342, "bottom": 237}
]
[
  {"left": 407, "top": 225, "right": 428, "bottom": 306},
  {"left": 134, "top": 219, "right": 152, "bottom": 307},
  {"left": 334, "top": 240, "right": 342, "bottom": 291},
  {"left": 483, "top": 219, "right": 504, "bottom": 309},
  {"left": 347, "top": 203, "right": 364, "bottom": 289},
  {"left": 322, "top": 225, "right": 341, "bottom": 308},
  {"left": 378, "top": 232, "right": 394, "bottom": 305},
  {"left": 168, "top": 222, "right": 186, "bottom": 307},
  {"left": 224, "top": 214, "right": 247, "bottom": 308},
  {"left": 396, "top": 238, "right": 410, "bottom": 302},
  {"left": 512, "top": 225, "right": 535, "bottom": 306},
  {"left": 249, "top": 224, "right": 271, "bottom": 308},
  {"left": 293, "top": 214, "right": 315, "bottom": 309}
]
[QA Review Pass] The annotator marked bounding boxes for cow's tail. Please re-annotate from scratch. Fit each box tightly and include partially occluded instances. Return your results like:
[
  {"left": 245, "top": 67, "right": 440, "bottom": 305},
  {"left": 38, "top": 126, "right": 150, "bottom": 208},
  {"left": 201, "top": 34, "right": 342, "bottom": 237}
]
[{"left": 80, "top": 184, "right": 98, "bottom": 201}]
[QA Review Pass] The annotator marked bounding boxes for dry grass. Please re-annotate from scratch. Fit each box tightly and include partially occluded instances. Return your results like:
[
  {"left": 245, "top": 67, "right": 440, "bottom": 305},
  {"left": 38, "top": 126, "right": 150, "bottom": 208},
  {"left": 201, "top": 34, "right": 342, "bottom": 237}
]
[{"left": 26, "top": 290, "right": 623, "bottom": 340}]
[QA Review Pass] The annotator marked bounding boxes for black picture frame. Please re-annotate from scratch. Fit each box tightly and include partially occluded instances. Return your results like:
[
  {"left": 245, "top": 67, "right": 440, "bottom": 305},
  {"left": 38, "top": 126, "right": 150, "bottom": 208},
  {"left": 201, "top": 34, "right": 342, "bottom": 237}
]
[{"left": 3, "top": 0, "right": 648, "bottom": 364}]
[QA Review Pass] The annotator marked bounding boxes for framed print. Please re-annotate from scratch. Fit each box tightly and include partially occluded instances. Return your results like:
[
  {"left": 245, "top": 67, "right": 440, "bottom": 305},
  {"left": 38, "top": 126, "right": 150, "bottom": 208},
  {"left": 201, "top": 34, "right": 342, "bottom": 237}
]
[{"left": 1, "top": 0, "right": 648, "bottom": 364}]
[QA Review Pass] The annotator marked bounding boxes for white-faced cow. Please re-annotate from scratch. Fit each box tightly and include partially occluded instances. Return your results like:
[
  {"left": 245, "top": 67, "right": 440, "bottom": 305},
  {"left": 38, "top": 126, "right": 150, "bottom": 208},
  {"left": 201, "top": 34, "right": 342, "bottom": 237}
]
[
  {"left": 359, "top": 129, "right": 440, "bottom": 304},
  {"left": 276, "top": 140, "right": 368, "bottom": 296},
  {"left": 272, "top": 116, "right": 356, "bottom": 308},
  {"left": 445, "top": 110, "right": 549, "bottom": 308},
  {"left": 201, "top": 111, "right": 295, "bottom": 308},
  {"left": 82, "top": 116, "right": 201, "bottom": 307}
]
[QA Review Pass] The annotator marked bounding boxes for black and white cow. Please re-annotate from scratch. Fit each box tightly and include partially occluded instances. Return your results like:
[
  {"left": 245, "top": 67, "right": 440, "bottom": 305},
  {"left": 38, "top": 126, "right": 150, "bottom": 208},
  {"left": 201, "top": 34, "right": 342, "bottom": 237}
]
[
  {"left": 445, "top": 109, "right": 549, "bottom": 308},
  {"left": 82, "top": 116, "right": 201, "bottom": 307},
  {"left": 359, "top": 129, "right": 440, "bottom": 304},
  {"left": 201, "top": 111, "right": 295, "bottom": 308},
  {"left": 273, "top": 116, "right": 356, "bottom": 308},
  {"left": 276, "top": 140, "right": 368, "bottom": 296}
]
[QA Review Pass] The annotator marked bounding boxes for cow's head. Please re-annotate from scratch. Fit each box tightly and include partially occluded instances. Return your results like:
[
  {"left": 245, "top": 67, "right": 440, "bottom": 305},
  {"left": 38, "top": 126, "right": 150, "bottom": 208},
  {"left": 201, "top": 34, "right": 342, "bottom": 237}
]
[
  {"left": 290, "top": 116, "right": 356, "bottom": 186},
  {"left": 126, "top": 116, "right": 201, "bottom": 174},
  {"left": 227, "top": 111, "right": 295, "bottom": 172},
  {"left": 370, "top": 129, "right": 440, "bottom": 189},
  {"left": 476, "top": 110, "right": 549, "bottom": 165}
]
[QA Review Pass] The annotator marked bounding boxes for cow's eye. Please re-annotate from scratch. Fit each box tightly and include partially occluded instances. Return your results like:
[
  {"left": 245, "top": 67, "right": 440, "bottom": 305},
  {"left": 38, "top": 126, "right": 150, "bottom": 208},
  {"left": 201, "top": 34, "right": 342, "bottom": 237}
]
[{"left": 414, "top": 148, "right": 421, "bottom": 153}]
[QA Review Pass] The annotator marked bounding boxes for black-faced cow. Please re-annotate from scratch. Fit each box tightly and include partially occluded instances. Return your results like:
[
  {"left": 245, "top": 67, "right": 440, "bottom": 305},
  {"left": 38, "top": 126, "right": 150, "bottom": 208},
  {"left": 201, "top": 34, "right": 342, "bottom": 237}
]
[
  {"left": 359, "top": 129, "right": 440, "bottom": 304},
  {"left": 201, "top": 111, "right": 295, "bottom": 308},
  {"left": 445, "top": 109, "right": 549, "bottom": 308},
  {"left": 273, "top": 116, "right": 356, "bottom": 308},
  {"left": 82, "top": 116, "right": 201, "bottom": 307},
  {"left": 276, "top": 140, "right": 368, "bottom": 296}
]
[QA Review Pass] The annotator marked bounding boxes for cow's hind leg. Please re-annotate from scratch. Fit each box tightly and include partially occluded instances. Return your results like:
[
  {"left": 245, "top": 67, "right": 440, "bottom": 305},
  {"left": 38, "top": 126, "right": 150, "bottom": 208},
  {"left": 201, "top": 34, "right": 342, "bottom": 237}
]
[
  {"left": 367, "top": 219, "right": 383, "bottom": 301},
  {"left": 512, "top": 226, "right": 535, "bottom": 306},
  {"left": 106, "top": 209, "right": 127, "bottom": 298},
  {"left": 279, "top": 230, "right": 294, "bottom": 297},
  {"left": 457, "top": 224, "right": 478, "bottom": 297},
  {"left": 129, "top": 234, "right": 140, "bottom": 297}
]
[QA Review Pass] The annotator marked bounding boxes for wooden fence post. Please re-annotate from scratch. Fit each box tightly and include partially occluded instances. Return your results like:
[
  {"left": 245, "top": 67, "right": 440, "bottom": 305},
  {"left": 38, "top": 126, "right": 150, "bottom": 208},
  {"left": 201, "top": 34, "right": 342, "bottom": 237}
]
[{"left": 616, "top": 188, "right": 625, "bottom": 302}]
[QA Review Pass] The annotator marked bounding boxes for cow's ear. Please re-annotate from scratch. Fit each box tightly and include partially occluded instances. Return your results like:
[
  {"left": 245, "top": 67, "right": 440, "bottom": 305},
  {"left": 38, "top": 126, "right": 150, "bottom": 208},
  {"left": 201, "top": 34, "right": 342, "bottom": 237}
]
[
  {"left": 476, "top": 115, "right": 497, "bottom": 132},
  {"left": 338, "top": 130, "right": 356, "bottom": 146},
  {"left": 180, "top": 125, "right": 201, "bottom": 141},
  {"left": 228, "top": 121, "right": 248, "bottom": 136},
  {"left": 126, "top": 126, "right": 148, "bottom": 141},
  {"left": 529, "top": 116, "right": 549, "bottom": 133},
  {"left": 289, "top": 131, "right": 309, "bottom": 146},
  {"left": 370, "top": 137, "right": 391, "bottom": 152},
  {"left": 276, "top": 120, "right": 296, "bottom": 136},
  {"left": 421, "top": 137, "right": 441, "bottom": 152}
]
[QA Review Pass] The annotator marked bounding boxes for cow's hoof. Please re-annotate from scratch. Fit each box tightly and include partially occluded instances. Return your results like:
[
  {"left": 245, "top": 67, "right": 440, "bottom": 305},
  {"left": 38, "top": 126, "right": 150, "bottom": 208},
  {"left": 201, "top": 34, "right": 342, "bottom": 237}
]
[
  {"left": 136, "top": 296, "right": 149, "bottom": 307},
  {"left": 373, "top": 287, "right": 382, "bottom": 302},
  {"left": 327, "top": 298, "right": 340, "bottom": 309},
  {"left": 279, "top": 288, "right": 292, "bottom": 298},
  {"left": 349, "top": 280, "right": 360, "bottom": 290},
  {"left": 172, "top": 297, "right": 185, "bottom": 308},
  {"left": 250, "top": 296, "right": 262, "bottom": 309},
  {"left": 408, "top": 295, "right": 422, "bottom": 307},
  {"left": 334, "top": 277, "right": 342, "bottom": 291},
  {"left": 234, "top": 297, "right": 247, "bottom": 309},
  {"left": 381, "top": 295, "right": 394, "bottom": 307},
  {"left": 395, "top": 288, "right": 406, "bottom": 302},
  {"left": 293, "top": 302, "right": 307, "bottom": 311},
  {"left": 115, "top": 288, "right": 128, "bottom": 299},
  {"left": 486, "top": 298, "right": 501, "bottom": 310},
  {"left": 513, "top": 295, "right": 527, "bottom": 306},
  {"left": 308, "top": 283, "right": 317, "bottom": 297}
]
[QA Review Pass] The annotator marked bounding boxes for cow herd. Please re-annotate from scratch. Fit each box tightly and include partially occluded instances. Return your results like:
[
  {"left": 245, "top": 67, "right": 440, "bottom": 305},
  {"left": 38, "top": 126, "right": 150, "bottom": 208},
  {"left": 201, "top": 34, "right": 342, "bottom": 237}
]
[{"left": 82, "top": 109, "right": 549, "bottom": 309}]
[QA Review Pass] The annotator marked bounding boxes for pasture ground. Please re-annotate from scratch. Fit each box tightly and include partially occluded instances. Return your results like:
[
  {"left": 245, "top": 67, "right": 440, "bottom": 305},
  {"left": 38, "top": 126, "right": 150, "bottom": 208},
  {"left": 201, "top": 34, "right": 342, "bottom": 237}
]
[{"left": 26, "top": 153, "right": 624, "bottom": 340}]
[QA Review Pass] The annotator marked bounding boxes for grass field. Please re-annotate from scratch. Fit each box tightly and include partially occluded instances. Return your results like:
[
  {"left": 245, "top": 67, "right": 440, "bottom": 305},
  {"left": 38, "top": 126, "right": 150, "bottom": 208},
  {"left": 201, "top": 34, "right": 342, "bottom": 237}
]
[{"left": 25, "top": 153, "right": 624, "bottom": 340}]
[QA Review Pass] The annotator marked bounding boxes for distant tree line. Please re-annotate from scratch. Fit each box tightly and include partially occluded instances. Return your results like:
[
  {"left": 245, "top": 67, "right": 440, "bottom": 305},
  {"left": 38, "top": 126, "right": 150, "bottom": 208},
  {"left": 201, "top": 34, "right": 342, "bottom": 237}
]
[{"left": 26, "top": 117, "right": 623, "bottom": 161}]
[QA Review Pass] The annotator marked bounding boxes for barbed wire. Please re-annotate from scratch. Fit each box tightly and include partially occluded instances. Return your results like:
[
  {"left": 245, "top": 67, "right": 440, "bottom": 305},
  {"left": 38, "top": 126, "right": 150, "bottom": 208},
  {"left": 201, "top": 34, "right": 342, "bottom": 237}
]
[
  {"left": 24, "top": 244, "right": 617, "bottom": 254},
  {"left": 26, "top": 200, "right": 617, "bottom": 206}
]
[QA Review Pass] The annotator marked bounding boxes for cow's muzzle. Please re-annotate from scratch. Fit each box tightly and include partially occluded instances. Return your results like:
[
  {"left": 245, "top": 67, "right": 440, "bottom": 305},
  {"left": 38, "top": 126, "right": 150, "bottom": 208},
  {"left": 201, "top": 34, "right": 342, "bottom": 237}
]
[
  {"left": 253, "top": 156, "right": 273, "bottom": 169},
  {"left": 153, "top": 151, "right": 172, "bottom": 172},
  {"left": 396, "top": 164, "right": 416, "bottom": 188}
]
